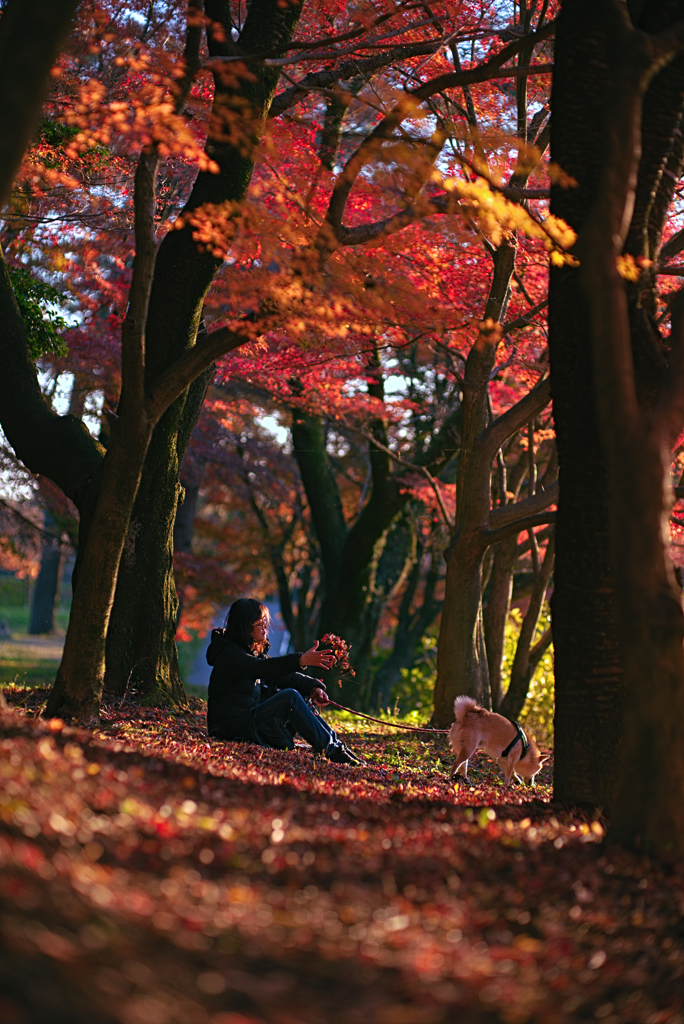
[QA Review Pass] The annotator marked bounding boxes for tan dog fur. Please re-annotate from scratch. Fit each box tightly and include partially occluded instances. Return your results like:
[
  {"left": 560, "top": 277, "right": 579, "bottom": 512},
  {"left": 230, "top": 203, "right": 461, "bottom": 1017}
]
[{"left": 449, "top": 696, "right": 548, "bottom": 786}]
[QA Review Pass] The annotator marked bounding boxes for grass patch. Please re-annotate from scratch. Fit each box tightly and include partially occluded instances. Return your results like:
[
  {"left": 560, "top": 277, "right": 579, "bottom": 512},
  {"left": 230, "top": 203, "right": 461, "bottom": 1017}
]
[
  {"left": 0, "top": 638, "right": 63, "bottom": 688},
  {"left": 0, "top": 600, "right": 70, "bottom": 636}
]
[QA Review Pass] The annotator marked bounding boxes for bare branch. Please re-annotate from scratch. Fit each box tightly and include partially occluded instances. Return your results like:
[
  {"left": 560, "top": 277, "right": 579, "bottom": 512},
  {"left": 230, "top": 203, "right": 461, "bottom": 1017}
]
[
  {"left": 656, "top": 264, "right": 684, "bottom": 276},
  {"left": 322, "top": 24, "right": 555, "bottom": 240},
  {"left": 269, "top": 42, "right": 441, "bottom": 118},
  {"left": 483, "top": 508, "right": 557, "bottom": 547},
  {"left": 487, "top": 480, "right": 558, "bottom": 531},
  {"left": 351, "top": 425, "right": 454, "bottom": 528},
  {"left": 477, "top": 375, "right": 551, "bottom": 463},
  {"left": 501, "top": 296, "right": 549, "bottom": 334},
  {"left": 330, "top": 185, "right": 550, "bottom": 248}
]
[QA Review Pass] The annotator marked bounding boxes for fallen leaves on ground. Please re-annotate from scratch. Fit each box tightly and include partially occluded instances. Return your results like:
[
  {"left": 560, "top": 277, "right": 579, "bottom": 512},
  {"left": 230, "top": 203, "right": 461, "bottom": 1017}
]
[{"left": 0, "top": 686, "right": 682, "bottom": 1024}]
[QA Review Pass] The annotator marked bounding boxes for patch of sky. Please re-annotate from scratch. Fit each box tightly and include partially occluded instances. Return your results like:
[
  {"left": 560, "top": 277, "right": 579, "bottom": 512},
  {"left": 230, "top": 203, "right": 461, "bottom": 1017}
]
[
  {"left": 256, "top": 414, "right": 289, "bottom": 447},
  {"left": 0, "top": 428, "right": 36, "bottom": 500},
  {"left": 37, "top": 370, "right": 104, "bottom": 438}
]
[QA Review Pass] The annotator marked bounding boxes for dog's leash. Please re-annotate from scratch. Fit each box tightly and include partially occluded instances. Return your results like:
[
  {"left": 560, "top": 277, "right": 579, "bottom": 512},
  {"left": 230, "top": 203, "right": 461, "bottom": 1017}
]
[{"left": 322, "top": 699, "right": 450, "bottom": 735}]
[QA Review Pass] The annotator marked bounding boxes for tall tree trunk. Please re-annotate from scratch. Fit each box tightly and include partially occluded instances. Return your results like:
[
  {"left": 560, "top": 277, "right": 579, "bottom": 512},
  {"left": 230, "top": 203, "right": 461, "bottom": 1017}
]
[
  {"left": 433, "top": 246, "right": 516, "bottom": 724},
  {"left": 45, "top": 406, "right": 153, "bottom": 723},
  {"left": 0, "top": 0, "right": 81, "bottom": 205},
  {"left": 571, "top": 0, "right": 684, "bottom": 852},
  {"left": 549, "top": 0, "right": 684, "bottom": 811},
  {"left": 103, "top": 371, "right": 211, "bottom": 701},
  {"left": 549, "top": 3, "right": 624, "bottom": 808},
  {"left": 291, "top": 405, "right": 410, "bottom": 706},
  {"left": 483, "top": 457, "right": 533, "bottom": 708}
]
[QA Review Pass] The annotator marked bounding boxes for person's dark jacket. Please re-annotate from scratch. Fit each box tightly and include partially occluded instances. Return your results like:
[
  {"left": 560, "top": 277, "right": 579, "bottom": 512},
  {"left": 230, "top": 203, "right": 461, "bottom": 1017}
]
[{"left": 206, "top": 629, "right": 324, "bottom": 744}]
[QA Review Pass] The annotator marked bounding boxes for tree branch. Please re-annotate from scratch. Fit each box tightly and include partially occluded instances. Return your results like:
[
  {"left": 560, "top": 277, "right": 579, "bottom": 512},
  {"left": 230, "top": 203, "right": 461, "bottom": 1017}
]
[
  {"left": 487, "top": 480, "right": 559, "bottom": 532},
  {"left": 145, "top": 325, "right": 251, "bottom": 425},
  {"left": 483, "top": 509, "right": 557, "bottom": 547},
  {"left": 321, "top": 24, "right": 555, "bottom": 243},
  {"left": 0, "top": 0, "right": 81, "bottom": 205},
  {"left": 355, "top": 426, "right": 454, "bottom": 528},
  {"left": 269, "top": 42, "right": 442, "bottom": 118},
  {"left": 477, "top": 375, "right": 551, "bottom": 463}
]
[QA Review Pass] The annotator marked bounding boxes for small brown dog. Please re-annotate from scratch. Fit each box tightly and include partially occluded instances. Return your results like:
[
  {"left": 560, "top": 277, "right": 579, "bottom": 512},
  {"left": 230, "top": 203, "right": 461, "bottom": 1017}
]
[{"left": 448, "top": 696, "right": 548, "bottom": 786}]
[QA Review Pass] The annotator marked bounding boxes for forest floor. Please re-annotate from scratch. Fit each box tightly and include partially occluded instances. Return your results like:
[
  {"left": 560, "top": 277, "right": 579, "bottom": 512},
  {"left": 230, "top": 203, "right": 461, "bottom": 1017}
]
[{"left": 0, "top": 686, "right": 682, "bottom": 1024}]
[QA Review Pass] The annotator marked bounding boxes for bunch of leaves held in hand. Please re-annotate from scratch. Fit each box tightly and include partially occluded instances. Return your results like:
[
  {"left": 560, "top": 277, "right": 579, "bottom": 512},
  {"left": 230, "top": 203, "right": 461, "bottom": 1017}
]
[{"left": 319, "top": 633, "right": 355, "bottom": 678}]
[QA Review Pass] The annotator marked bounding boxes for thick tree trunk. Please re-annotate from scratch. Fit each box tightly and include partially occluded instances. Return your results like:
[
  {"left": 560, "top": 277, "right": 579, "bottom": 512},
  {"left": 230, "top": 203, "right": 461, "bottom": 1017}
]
[
  {"left": 434, "top": 534, "right": 491, "bottom": 723},
  {"left": 550, "top": 0, "right": 684, "bottom": 812},
  {"left": 291, "top": 405, "right": 411, "bottom": 706},
  {"left": 572, "top": 0, "right": 684, "bottom": 851},
  {"left": 549, "top": 4, "right": 624, "bottom": 808},
  {"left": 0, "top": 0, "right": 80, "bottom": 205},
  {"left": 318, "top": 510, "right": 414, "bottom": 706},
  {"left": 45, "top": 411, "right": 153, "bottom": 723},
  {"left": 104, "top": 372, "right": 211, "bottom": 701}
]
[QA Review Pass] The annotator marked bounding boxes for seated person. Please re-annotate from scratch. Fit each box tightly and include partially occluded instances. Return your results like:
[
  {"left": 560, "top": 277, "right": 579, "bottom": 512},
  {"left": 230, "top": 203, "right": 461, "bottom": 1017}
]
[{"left": 206, "top": 598, "right": 361, "bottom": 765}]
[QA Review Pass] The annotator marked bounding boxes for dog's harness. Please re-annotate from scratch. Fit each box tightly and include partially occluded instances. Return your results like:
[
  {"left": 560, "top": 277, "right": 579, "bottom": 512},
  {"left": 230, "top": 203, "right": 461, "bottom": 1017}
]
[{"left": 501, "top": 722, "right": 529, "bottom": 759}]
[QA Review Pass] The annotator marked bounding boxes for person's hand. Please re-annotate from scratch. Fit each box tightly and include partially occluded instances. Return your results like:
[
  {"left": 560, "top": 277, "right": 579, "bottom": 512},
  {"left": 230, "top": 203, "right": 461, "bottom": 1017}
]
[
  {"left": 299, "top": 640, "right": 335, "bottom": 671},
  {"left": 310, "top": 687, "right": 330, "bottom": 706}
]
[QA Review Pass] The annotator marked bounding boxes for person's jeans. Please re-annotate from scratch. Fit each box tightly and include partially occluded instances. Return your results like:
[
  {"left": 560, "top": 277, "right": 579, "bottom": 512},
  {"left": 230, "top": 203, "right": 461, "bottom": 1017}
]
[{"left": 251, "top": 688, "right": 342, "bottom": 755}]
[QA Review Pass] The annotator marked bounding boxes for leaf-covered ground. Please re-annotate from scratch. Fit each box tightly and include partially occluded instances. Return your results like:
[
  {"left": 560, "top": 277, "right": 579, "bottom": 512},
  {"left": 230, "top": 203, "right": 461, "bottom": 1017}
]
[{"left": 0, "top": 687, "right": 682, "bottom": 1024}]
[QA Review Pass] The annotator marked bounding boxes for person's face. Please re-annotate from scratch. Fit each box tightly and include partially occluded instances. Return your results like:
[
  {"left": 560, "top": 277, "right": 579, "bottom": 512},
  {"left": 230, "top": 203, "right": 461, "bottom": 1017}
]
[{"left": 251, "top": 614, "right": 269, "bottom": 643}]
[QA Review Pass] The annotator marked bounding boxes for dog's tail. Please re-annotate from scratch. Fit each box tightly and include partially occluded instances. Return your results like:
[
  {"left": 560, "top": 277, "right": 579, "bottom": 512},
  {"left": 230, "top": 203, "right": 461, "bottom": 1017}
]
[{"left": 453, "top": 695, "right": 482, "bottom": 723}]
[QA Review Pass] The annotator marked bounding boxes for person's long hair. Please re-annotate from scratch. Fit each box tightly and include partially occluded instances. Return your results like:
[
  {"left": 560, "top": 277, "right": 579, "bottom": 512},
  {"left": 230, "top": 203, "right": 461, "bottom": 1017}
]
[{"left": 224, "top": 599, "right": 270, "bottom": 654}]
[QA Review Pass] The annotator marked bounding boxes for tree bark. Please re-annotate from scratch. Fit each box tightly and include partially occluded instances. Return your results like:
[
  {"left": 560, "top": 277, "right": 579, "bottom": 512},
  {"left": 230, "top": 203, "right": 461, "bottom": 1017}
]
[
  {"left": 572, "top": 0, "right": 684, "bottom": 852},
  {"left": 45, "top": 404, "right": 153, "bottom": 722},
  {"left": 433, "top": 246, "right": 517, "bottom": 724},
  {"left": 103, "top": 369, "right": 212, "bottom": 700},
  {"left": 0, "top": 0, "right": 80, "bottom": 206},
  {"left": 483, "top": 457, "right": 531, "bottom": 708},
  {"left": 549, "top": 0, "right": 684, "bottom": 813},
  {"left": 290, "top": 400, "right": 411, "bottom": 704},
  {"left": 549, "top": 1, "right": 625, "bottom": 809}
]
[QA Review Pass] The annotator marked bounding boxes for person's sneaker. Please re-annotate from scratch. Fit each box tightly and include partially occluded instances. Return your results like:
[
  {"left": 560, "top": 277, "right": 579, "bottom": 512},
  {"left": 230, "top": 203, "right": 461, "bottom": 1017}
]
[
  {"left": 326, "top": 743, "right": 364, "bottom": 765},
  {"left": 342, "top": 744, "right": 365, "bottom": 765}
]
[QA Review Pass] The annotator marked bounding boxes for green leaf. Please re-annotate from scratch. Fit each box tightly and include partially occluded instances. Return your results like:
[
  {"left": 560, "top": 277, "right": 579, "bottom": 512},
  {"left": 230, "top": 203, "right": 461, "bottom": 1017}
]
[{"left": 8, "top": 266, "right": 70, "bottom": 359}]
